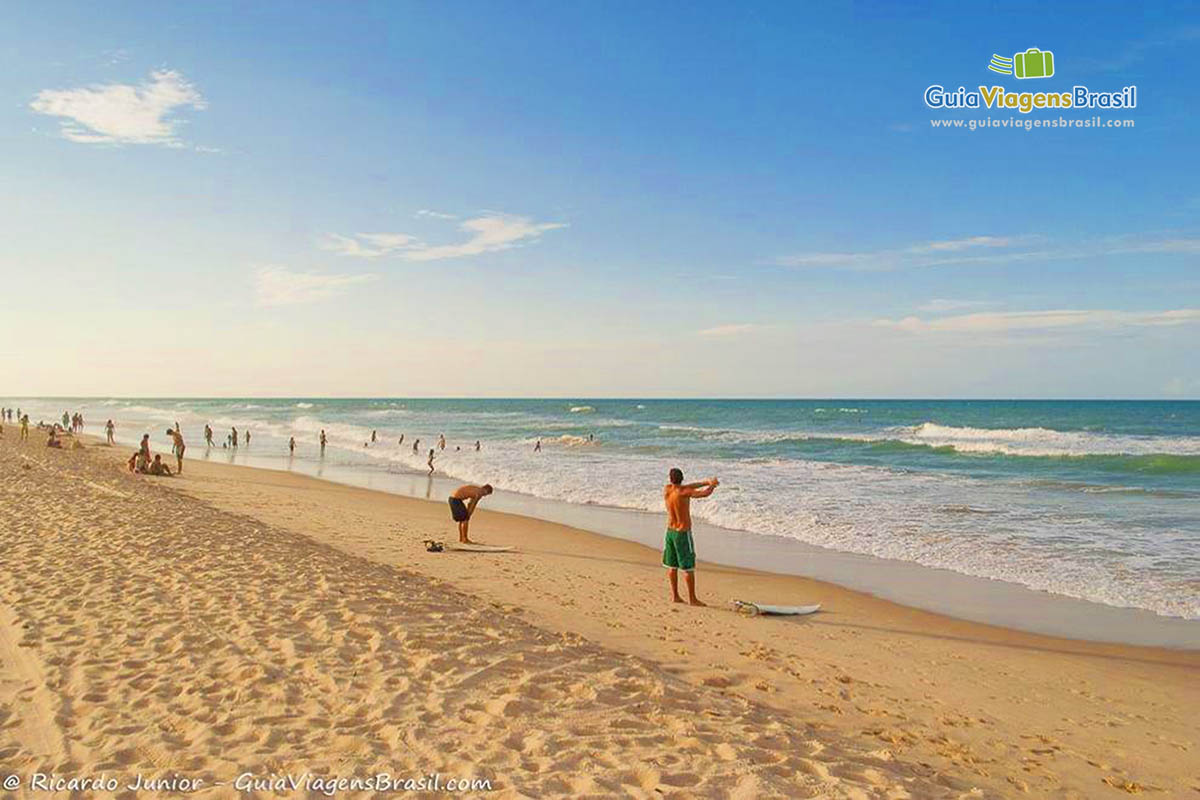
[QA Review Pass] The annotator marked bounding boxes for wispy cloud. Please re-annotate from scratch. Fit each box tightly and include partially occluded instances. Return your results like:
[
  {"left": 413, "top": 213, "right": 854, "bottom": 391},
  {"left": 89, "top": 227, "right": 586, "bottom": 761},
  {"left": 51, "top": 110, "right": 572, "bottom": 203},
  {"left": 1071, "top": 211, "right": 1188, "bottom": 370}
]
[
  {"left": 318, "top": 233, "right": 417, "bottom": 259},
  {"left": 777, "top": 233, "right": 1200, "bottom": 271},
  {"left": 874, "top": 308, "right": 1200, "bottom": 334},
  {"left": 254, "top": 266, "right": 377, "bottom": 307},
  {"left": 30, "top": 69, "right": 207, "bottom": 147},
  {"left": 322, "top": 213, "right": 565, "bottom": 261},
  {"left": 416, "top": 209, "right": 458, "bottom": 220},
  {"left": 777, "top": 234, "right": 1017, "bottom": 270},
  {"left": 911, "top": 236, "right": 1012, "bottom": 253},
  {"left": 698, "top": 323, "right": 769, "bottom": 338},
  {"left": 917, "top": 298, "right": 995, "bottom": 313}
]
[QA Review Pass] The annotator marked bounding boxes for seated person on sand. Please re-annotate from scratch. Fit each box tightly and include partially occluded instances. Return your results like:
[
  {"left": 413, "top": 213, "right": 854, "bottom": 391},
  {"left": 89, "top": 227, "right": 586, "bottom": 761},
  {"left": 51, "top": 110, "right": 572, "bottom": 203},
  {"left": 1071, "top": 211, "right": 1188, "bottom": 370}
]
[
  {"left": 448, "top": 484, "right": 494, "bottom": 544},
  {"left": 46, "top": 429, "right": 62, "bottom": 448},
  {"left": 148, "top": 454, "right": 173, "bottom": 476}
]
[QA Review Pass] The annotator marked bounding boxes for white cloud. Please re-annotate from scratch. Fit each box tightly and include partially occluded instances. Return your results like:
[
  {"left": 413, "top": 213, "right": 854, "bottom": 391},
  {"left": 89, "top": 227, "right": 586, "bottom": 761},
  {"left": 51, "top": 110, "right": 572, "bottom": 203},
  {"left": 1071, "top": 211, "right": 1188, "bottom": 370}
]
[
  {"left": 918, "top": 298, "right": 994, "bottom": 312},
  {"left": 776, "top": 234, "right": 1016, "bottom": 270},
  {"left": 776, "top": 233, "right": 1200, "bottom": 271},
  {"left": 416, "top": 209, "right": 458, "bottom": 219},
  {"left": 874, "top": 308, "right": 1200, "bottom": 334},
  {"left": 30, "top": 70, "right": 207, "bottom": 147},
  {"left": 911, "top": 235, "right": 1012, "bottom": 253},
  {"left": 319, "top": 232, "right": 418, "bottom": 259},
  {"left": 254, "top": 266, "right": 377, "bottom": 307},
  {"left": 698, "top": 323, "right": 768, "bottom": 337},
  {"left": 322, "top": 213, "right": 565, "bottom": 261}
]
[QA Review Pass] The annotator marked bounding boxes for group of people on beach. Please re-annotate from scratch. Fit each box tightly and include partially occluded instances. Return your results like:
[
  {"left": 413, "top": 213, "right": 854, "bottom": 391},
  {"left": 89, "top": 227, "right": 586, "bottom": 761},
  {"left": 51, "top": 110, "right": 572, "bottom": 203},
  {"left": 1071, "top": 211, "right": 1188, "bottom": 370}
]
[
  {"left": 10, "top": 406, "right": 717, "bottom": 605},
  {"left": 126, "top": 427, "right": 185, "bottom": 476},
  {"left": 0, "top": 408, "right": 30, "bottom": 442}
]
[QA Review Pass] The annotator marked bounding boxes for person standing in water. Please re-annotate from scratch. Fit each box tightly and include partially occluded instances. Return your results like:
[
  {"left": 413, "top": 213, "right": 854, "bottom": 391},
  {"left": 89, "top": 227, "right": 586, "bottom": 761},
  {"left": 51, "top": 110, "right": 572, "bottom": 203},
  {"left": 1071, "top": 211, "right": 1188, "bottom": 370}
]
[
  {"left": 475, "top": 440, "right": 480, "bottom": 451},
  {"left": 447, "top": 484, "right": 494, "bottom": 544},
  {"left": 245, "top": 430, "right": 251, "bottom": 446},
  {"left": 534, "top": 439, "right": 541, "bottom": 452},
  {"left": 427, "top": 448, "right": 435, "bottom": 475},
  {"left": 412, "top": 438, "right": 420, "bottom": 454},
  {"left": 105, "top": 419, "right": 115, "bottom": 445},
  {"left": 398, "top": 434, "right": 405, "bottom": 447},
  {"left": 289, "top": 436, "right": 296, "bottom": 454},
  {"left": 165, "top": 428, "right": 186, "bottom": 474},
  {"left": 371, "top": 430, "right": 377, "bottom": 444},
  {"left": 319, "top": 429, "right": 327, "bottom": 454},
  {"left": 231, "top": 427, "right": 239, "bottom": 447},
  {"left": 662, "top": 468, "right": 718, "bottom": 606},
  {"left": 204, "top": 424, "right": 214, "bottom": 446},
  {"left": 438, "top": 433, "right": 446, "bottom": 451}
]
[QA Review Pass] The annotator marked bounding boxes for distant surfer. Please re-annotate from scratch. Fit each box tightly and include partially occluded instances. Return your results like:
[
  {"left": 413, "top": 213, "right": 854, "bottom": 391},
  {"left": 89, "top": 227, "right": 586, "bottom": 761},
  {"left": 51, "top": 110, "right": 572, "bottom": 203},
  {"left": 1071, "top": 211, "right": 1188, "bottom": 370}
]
[
  {"left": 448, "top": 483, "right": 494, "bottom": 544},
  {"left": 662, "top": 468, "right": 718, "bottom": 606}
]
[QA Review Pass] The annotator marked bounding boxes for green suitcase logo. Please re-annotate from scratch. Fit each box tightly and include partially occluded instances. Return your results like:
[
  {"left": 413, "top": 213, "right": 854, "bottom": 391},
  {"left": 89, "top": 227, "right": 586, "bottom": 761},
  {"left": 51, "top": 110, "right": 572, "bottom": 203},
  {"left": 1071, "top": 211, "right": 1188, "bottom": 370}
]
[{"left": 1014, "top": 47, "right": 1054, "bottom": 79}]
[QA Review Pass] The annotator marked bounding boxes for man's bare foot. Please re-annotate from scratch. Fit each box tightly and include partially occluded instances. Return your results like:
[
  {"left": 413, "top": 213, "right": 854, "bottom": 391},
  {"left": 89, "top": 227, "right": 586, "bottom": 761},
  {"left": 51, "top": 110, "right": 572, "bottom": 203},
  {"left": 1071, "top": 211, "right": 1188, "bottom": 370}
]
[
  {"left": 688, "top": 598, "right": 707, "bottom": 607},
  {"left": 671, "top": 595, "right": 685, "bottom": 604}
]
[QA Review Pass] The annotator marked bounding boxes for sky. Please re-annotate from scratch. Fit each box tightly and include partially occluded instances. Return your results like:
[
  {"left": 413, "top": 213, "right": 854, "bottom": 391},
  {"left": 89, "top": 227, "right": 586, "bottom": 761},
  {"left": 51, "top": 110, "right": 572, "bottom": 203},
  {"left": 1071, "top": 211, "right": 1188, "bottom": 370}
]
[{"left": 1, "top": 1, "right": 1197, "bottom": 398}]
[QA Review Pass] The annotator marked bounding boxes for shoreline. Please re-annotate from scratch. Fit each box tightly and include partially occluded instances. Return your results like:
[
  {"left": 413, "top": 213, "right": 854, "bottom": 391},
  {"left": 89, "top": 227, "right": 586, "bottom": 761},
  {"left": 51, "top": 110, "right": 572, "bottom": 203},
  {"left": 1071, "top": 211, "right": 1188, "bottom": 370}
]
[
  {"left": 5, "top": 432, "right": 1199, "bottom": 796},
  {"left": 174, "top": 439, "right": 1200, "bottom": 649}
]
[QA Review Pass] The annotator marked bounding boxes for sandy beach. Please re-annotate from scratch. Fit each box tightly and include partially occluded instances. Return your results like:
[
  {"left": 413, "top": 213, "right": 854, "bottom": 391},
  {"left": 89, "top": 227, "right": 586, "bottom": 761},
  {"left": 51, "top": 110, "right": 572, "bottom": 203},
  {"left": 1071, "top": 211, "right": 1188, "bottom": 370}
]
[{"left": 1, "top": 432, "right": 1197, "bottom": 798}]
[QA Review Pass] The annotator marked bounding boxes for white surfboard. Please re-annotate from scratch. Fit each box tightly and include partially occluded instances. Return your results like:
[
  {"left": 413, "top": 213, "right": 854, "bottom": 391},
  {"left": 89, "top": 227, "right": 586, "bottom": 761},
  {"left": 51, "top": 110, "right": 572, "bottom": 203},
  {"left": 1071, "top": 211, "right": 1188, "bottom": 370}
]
[
  {"left": 447, "top": 543, "right": 515, "bottom": 553},
  {"left": 731, "top": 599, "right": 821, "bottom": 616}
]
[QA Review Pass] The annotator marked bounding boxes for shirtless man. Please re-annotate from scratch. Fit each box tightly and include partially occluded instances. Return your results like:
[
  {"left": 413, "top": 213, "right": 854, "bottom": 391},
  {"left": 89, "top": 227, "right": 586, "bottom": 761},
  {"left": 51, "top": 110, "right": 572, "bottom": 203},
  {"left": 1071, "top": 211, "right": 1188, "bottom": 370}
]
[
  {"left": 204, "top": 424, "right": 214, "bottom": 446},
  {"left": 166, "top": 428, "right": 185, "bottom": 474},
  {"left": 662, "top": 468, "right": 718, "bottom": 606},
  {"left": 447, "top": 483, "right": 494, "bottom": 543}
]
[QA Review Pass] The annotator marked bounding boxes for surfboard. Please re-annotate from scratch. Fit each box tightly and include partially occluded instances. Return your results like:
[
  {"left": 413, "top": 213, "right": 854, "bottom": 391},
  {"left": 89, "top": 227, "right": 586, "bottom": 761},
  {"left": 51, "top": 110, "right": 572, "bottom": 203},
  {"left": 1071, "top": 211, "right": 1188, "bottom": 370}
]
[
  {"left": 730, "top": 599, "right": 821, "bottom": 616},
  {"left": 447, "top": 543, "right": 515, "bottom": 553}
]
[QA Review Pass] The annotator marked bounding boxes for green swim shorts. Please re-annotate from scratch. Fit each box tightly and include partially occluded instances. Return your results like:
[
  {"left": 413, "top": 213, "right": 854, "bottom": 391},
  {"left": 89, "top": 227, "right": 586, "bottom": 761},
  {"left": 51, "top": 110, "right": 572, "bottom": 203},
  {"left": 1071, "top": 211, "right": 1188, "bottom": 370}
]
[{"left": 662, "top": 528, "right": 696, "bottom": 571}]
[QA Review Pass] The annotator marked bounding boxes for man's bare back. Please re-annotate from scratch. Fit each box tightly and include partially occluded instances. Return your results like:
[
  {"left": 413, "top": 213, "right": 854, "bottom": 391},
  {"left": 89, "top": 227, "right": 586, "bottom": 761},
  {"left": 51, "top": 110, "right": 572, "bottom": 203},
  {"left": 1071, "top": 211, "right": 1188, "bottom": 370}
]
[{"left": 663, "top": 478, "right": 718, "bottom": 531}]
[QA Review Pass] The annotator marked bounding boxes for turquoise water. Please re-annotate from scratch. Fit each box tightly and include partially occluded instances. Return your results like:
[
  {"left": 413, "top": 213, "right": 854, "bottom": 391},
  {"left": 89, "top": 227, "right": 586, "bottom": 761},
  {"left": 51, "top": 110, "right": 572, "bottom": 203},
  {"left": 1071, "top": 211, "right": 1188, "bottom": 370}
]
[{"left": 10, "top": 397, "right": 1199, "bottom": 618}]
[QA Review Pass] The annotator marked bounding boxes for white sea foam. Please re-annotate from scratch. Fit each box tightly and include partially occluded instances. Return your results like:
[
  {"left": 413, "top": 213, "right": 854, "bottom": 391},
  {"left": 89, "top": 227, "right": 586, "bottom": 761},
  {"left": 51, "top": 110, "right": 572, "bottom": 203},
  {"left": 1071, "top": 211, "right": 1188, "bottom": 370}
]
[{"left": 898, "top": 422, "right": 1200, "bottom": 457}]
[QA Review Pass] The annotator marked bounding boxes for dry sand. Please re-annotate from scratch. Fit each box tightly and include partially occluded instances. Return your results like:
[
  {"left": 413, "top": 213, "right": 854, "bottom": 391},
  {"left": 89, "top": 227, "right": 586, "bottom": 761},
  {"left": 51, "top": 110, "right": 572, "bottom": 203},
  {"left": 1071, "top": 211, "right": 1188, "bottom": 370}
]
[{"left": 0, "top": 433, "right": 1196, "bottom": 798}]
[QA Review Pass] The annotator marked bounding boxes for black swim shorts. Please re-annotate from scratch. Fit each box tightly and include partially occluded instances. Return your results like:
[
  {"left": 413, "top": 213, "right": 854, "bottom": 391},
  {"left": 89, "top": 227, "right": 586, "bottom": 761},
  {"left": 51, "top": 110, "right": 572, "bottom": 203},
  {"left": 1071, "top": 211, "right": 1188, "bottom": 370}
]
[{"left": 448, "top": 496, "right": 470, "bottom": 522}]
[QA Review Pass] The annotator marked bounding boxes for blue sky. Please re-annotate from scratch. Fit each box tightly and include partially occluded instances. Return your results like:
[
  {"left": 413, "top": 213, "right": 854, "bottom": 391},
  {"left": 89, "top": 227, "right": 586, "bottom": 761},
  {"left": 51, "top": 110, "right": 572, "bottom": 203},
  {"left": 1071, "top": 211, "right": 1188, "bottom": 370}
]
[{"left": 1, "top": 1, "right": 1197, "bottom": 397}]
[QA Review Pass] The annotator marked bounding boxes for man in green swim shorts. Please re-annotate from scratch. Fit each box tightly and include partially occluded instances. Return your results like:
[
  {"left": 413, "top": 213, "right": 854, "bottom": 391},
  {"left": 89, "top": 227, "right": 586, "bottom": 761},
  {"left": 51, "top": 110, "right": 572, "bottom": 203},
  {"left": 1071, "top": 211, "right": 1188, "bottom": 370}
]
[{"left": 663, "top": 467, "right": 718, "bottom": 606}]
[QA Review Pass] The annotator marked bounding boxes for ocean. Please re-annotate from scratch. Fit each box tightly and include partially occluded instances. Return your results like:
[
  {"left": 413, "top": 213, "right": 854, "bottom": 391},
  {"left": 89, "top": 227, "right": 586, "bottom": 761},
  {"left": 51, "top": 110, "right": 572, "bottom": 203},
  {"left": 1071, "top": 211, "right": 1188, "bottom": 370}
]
[{"left": 10, "top": 397, "right": 1199, "bottom": 620}]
